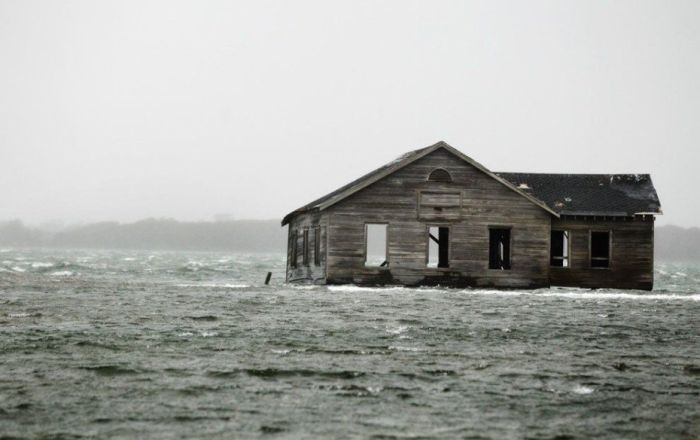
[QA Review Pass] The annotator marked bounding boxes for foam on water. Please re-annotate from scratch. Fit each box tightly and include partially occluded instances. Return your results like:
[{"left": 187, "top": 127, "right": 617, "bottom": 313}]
[
  {"left": 461, "top": 289, "right": 700, "bottom": 301},
  {"left": 572, "top": 385, "right": 595, "bottom": 395},
  {"left": 175, "top": 283, "right": 250, "bottom": 289}
]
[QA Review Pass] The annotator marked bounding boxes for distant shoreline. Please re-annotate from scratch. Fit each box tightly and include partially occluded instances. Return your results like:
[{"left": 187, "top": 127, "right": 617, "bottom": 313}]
[{"left": 1, "top": 219, "right": 699, "bottom": 260}]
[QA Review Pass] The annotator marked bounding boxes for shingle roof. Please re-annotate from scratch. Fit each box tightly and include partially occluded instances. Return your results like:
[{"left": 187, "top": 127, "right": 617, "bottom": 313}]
[{"left": 495, "top": 172, "right": 662, "bottom": 216}]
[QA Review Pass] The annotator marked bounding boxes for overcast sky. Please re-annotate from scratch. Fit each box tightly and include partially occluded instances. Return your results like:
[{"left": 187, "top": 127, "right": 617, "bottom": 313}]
[{"left": 1, "top": 1, "right": 698, "bottom": 227}]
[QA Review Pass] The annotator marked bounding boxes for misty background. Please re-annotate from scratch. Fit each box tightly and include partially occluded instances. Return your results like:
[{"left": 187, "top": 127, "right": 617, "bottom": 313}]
[{"left": 1, "top": 1, "right": 698, "bottom": 256}]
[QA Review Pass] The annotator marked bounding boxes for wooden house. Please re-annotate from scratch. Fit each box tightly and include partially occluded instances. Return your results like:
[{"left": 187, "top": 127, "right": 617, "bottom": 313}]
[{"left": 282, "top": 142, "right": 662, "bottom": 290}]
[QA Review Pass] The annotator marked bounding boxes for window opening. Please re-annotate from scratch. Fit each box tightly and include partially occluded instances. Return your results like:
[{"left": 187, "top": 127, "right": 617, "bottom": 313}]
[
  {"left": 550, "top": 230, "right": 570, "bottom": 267},
  {"left": 365, "top": 224, "right": 388, "bottom": 267},
  {"left": 489, "top": 228, "right": 511, "bottom": 270},
  {"left": 590, "top": 231, "right": 610, "bottom": 268},
  {"left": 302, "top": 228, "right": 309, "bottom": 266},
  {"left": 428, "top": 169, "right": 452, "bottom": 182},
  {"left": 290, "top": 231, "right": 298, "bottom": 268},
  {"left": 427, "top": 226, "right": 449, "bottom": 268},
  {"left": 314, "top": 226, "right": 321, "bottom": 266}
]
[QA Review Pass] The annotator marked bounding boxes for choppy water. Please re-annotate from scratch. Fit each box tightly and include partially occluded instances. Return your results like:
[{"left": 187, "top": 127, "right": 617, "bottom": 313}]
[{"left": 1, "top": 248, "right": 699, "bottom": 439}]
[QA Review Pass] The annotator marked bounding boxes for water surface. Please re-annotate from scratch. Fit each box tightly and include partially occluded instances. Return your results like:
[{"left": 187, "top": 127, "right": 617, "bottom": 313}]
[{"left": 1, "top": 249, "right": 699, "bottom": 438}]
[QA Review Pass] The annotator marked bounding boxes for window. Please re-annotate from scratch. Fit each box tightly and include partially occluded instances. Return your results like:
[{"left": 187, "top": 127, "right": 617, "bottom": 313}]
[
  {"left": 550, "top": 230, "right": 570, "bottom": 267},
  {"left": 427, "top": 226, "right": 449, "bottom": 268},
  {"left": 365, "top": 224, "right": 388, "bottom": 267},
  {"left": 290, "top": 230, "right": 298, "bottom": 268},
  {"left": 302, "top": 228, "right": 309, "bottom": 266},
  {"left": 590, "top": 231, "right": 610, "bottom": 268},
  {"left": 314, "top": 226, "right": 321, "bottom": 266},
  {"left": 428, "top": 168, "right": 452, "bottom": 182},
  {"left": 489, "top": 228, "right": 511, "bottom": 270}
]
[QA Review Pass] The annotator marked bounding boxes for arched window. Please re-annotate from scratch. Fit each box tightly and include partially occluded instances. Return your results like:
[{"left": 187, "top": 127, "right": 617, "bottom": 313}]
[{"left": 428, "top": 168, "right": 452, "bottom": 182}]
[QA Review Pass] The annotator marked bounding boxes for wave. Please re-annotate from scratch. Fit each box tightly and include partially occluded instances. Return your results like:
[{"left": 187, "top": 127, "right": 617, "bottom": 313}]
[
  {"left": 206, "top": 368, "right": 365, "bottom": 380},
  {"left": 327, "top": 284, "right": 699, "bottom": 301},
  {"left": 7, "top": 312, "right": 42, "bottom": 318},
  {"left": 175, "top": 283, "right": 249, "bottom": 289},
  {"left": 461, "top": 289, "right": 700, "bottom": 301},
  {"left": 80, "top": 365, "right": 144, "bottom": 376},
  {"left": 327, "top": 285, "right": 444, "bottom": 294}
]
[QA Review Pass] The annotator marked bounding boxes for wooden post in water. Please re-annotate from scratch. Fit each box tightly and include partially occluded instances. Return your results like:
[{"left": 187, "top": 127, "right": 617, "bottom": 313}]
[{"left": 264, "top": 272, "right": 272, "bottom": 285}]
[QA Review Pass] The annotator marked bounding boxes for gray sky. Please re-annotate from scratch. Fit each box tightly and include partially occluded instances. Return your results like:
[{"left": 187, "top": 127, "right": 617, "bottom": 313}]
[{"left": 1, "top": 1, "right": 698, "bottom": 227}]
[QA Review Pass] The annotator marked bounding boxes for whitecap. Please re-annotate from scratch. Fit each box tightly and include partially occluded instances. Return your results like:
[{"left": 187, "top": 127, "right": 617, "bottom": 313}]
[
  {"left": 175, "top": 283, "right": 249, "bottom": 289},
  {"left": 291, "top": 285, "right": 319, "bottom": 290},
  {"left": 200, "top": 331, "right": 218, "bottom": 337},
  {"left": 8, "top": 313, "right": 31, "bottom": 318},
  {"left": 460, "top": 289, "right": 700, "bottom": 302},
  {"left": 178, "top": 332, "right": 194, "bottom": 337},
  {"left": 271, "top": 349, "right": 290, "bottom": 355},
  {"left": 123, "top": 257, "right": 136, "bottom": 261},
  {"left": 50, "top": 271, "right": 73, "bottom": 277},
  {"left": 386, "top": 325, "right": 408, "bottom": 335},
  {"left": 31, "top": 262, "right": 54, "bottom": 268},
  {"left": 11, "top": 266, "right": 25, "bottom": 273},
  {"left": 572, "top": 385, "right": 594, "bottom": 395},
  {"left": 389, "top": 345, "right": 422, "bottom": 352},
  {"left": 327, "top": 285, "right": 407, "bottom": 293}
]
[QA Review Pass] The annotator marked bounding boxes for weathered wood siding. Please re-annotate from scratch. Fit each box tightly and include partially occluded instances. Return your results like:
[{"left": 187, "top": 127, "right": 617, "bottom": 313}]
[
  {"left": 323, "top": 148, "right": 552, "bottom": 288},
  {"left": 549, "top": 216, "right": 654, "bottom": 290},
  {"left": 286, "top": 211, "right": 328, "bottom": 284}
]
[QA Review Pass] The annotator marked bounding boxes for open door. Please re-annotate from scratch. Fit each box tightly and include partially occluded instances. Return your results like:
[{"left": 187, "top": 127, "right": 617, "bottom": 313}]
[{"left": 428, "top": 226, "right": 449, "bottom": 268}]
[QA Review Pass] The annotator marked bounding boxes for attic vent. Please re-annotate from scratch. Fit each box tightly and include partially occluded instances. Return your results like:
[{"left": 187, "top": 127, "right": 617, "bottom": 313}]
[{"left": 428, "top": 169, "right": 452, "bottom": 182}]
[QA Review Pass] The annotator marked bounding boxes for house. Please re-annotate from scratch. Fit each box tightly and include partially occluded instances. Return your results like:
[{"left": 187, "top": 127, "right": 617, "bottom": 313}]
[{"left": 281, "top": 141, "right": 662, "bottom": 290}]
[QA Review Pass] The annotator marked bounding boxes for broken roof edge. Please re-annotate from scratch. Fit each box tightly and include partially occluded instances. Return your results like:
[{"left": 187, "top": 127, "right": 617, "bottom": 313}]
[
  {"left": 496, "top": 171, "right": 663, "bottom": 216},
  {"left": 437, "top": 144, "right": 560, "bottom": 218},
  {"left": 282, "top": 141, "right": 559, "bottom": 226}
]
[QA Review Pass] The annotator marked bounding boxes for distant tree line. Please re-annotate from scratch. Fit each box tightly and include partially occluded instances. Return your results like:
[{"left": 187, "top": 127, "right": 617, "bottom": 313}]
[
  {"left": 0, "top": 219, "right": 698, "bottom": 260},
  {"left": 0, "top": 218, "right": 286, "bottom": 252}
]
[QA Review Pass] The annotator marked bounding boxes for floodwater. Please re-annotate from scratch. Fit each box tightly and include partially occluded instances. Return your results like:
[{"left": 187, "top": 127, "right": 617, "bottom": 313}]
[{"left": 1, "top": 249, "right": 699, "bottom": 439}]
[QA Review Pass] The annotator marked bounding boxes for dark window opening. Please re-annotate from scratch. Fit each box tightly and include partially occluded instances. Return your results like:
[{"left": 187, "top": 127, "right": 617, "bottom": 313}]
[
  {"left": 591, "top": 231, "right": 610, "bottom": 268},
  {"left": 302, "top": 228, "right": 309, "bottom": 266},
  {"left": 365, "top": 224, "right": 388, "bottom": 267},
  {"left": 428, "top": 169, "right": 452, "bottom": 182},
  {"left": 290, "top": 231, "right": 298, "bottom": 268},
  {"left": 314, "top": 226, "right": 321, "bottom": 266},
  {"left": 489, "top": 228, "right": 511, "bottom": 270},
  {"left": 428, "top": 226, "right": 449, "bottom": 268},
  {"left": 550, "top": 230, "right": 570, "bottom": 267}
]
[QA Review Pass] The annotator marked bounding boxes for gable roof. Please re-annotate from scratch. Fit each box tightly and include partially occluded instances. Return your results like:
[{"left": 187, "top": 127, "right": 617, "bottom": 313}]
[
  {"left": 495, "top": 172, "right": 662, "bottom": 217},
  {"left": 282, "top": 141, "right": 559, "bottom": 225}
]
